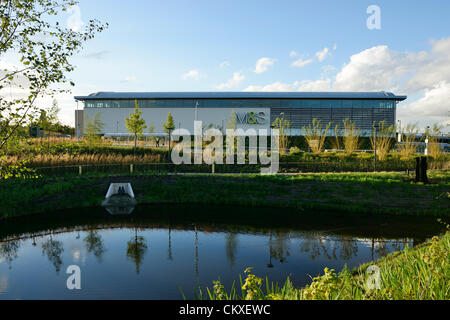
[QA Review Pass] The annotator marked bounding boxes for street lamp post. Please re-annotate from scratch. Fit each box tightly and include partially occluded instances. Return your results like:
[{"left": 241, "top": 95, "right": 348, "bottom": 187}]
[
  {"left": 195, "top": 101, "right": 199, "bottom": 122},
  {"left": 424, "top": 126, "right": 430, "bottom": 156},
  {"left": 280, "top": 113, "right": 285, "bottom": 153},
  {"left": 373, "top": 122, "right": 378, "bottom": 172}
]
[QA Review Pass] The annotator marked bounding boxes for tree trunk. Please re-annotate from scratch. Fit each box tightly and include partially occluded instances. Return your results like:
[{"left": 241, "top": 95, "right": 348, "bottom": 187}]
[{"left": 167, "top": 131, "right": 171, "bottom": 162}]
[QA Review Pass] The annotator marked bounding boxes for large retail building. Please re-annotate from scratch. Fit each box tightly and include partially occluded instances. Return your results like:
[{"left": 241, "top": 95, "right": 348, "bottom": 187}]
[{"left": 74, "top": 92, "right": 407, "bottom": 138}]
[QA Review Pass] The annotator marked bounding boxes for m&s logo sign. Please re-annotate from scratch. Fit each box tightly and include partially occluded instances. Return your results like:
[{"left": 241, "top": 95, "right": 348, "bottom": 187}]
[{"left": 235, "top": 111, "right": 267, "bottom": 125}]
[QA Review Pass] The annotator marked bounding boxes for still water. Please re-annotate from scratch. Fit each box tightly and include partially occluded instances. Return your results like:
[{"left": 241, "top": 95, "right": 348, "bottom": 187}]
[{"left": 0, "top": 204, "right": 445, "bottom": 299}]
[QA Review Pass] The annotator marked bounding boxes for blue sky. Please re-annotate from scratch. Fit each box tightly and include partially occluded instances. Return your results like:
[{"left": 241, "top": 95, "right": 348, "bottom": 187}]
[{"left": 32, "top": 0, "right": 450, "bottom": 128}]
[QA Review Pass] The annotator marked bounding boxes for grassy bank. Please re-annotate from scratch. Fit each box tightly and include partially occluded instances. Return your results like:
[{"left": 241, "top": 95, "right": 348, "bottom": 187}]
[
  {"left": 0, "top": 170, "right": 448, "bottom": 219},
  {"left": 200, "top": 229, "right": 450, "bottom": 300},
  {"left": 2, "top": 137, "right": 448, "bottom": 173}
]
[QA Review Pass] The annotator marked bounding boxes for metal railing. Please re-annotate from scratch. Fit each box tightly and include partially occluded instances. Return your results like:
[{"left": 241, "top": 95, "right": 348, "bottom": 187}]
[{"left": 31, "top": 159, "right": 423, "bottom": 177}]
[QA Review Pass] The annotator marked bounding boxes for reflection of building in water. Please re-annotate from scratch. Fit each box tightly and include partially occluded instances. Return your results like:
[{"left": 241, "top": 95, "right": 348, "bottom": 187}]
[
  {"left": 356, "top": 237, "right": 413, "bottom": 261},
  {"left": 298, "top": 234, "right": 414, "bottom": 261},
  {"left": 299, "top": 233, "right": 358, "bottom": 260}
]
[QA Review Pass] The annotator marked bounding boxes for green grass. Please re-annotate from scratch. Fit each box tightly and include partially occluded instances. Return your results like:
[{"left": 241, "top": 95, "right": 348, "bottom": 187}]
[
  {"left": 0, "top": 170, "right": 448, "bottom": 219},
  {"left": 199, "top": 230, "right": 450, "bottom": 300}
]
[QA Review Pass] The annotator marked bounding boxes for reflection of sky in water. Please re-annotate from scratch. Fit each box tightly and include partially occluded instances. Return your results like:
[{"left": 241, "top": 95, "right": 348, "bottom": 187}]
[{"left": 0, "top": 228, "right": 415, "bottom": 299}]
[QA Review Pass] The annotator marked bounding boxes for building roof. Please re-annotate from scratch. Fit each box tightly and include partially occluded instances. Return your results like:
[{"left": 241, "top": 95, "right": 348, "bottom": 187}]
[{"left": 74, "top": 91, "right": 407, "bottom": 101}]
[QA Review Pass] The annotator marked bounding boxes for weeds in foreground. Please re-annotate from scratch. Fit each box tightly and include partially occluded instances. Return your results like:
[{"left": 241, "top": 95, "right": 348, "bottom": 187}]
[
  {"left": 0, "top": 159, "right": 40, "bottom": 180},
  {"left": 200, "top": 231, "right": 450, "bottom": 300}
]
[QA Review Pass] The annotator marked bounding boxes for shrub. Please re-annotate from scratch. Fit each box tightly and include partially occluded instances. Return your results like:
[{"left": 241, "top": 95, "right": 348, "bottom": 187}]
[
  {"left": 0, "top": 159, "right": 39, "bottom": 180},
  {"left": 397, "top": 123, "right": 420, "bottom": 159},
  {"left": 303, "top": 118, "right": 331, "bottom": 155},
  {"left": 342, "top": 119, "right": 360, "bottom": 155},
  {"left": 370, "top": 121, "right": 396, "bottom": 161}
]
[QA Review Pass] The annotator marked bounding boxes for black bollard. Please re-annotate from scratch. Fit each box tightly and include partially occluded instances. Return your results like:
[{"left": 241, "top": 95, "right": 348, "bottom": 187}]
[
  {"left": 415, "top": 157, "right": 421, "bottom": 182},
  {"left": 420, "top": 156, "right": 428, "bottom": 184},
  {"left": 415, "top": 157, "right": 428, "bottom": 183}
]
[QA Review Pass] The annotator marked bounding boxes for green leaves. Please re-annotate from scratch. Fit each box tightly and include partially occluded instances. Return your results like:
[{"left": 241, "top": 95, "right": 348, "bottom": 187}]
[
  {"left": 125, "top": 100, "right": 147, "bottom": 136},
  {"left": 163, "top": 111, "right": 175, "bottom": 134},
  {"left": 0, "top": 0, "right": 107, "bottom": 151},
  {"left": 0, "top": 159, "right": 40, "bottom": 180},
  {"left": 84, "top": 112, "right": 104, "bottom": 142}
]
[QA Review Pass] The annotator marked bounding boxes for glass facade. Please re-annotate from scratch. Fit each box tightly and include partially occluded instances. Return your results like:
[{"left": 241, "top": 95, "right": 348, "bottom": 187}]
[
  {"left": 84, "top": 98, "right": 396, "bottom": 131},
  {"left": 84, "top": 98, "right": 395, "bottom": 109}
]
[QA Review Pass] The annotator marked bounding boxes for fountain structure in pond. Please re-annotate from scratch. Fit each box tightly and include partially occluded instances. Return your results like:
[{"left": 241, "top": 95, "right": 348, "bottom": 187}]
[{"left": 101, "top": 183, "right": 137, "bottom": 215}]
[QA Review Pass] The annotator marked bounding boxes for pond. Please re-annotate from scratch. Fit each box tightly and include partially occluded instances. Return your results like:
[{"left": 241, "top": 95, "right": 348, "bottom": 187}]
[{"left": 0, "top": 204, "right": 445, "bottom": 300}]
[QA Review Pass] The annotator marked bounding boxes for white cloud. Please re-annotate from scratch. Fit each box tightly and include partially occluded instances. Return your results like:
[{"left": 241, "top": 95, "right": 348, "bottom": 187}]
[
  {"left": 289, "top": 51, "right": 298, "bottom": 57},
  {"left": 84, "top": 50, "right": 109, "bottom": 60},
  {"left": 316, "top": 47, "right": 331, "bottom": 62},
  {"left": 333, "top": 45, "right": 415, "bottom": 91},
  {"left": 216, "top": 72, "right": 245, "bottom": 89},
  {"left": 244, "top": 81, "right": 300, "bottom": 92},
  {"left": 254, "top": 57, "right": 275, "bottom": 74},
  {"left": 181, "top": 69, "right": 200, "bottom": 80},
  {"left": 67, "top": 5, "right": 84, "bottom": 32},
  {"left": 242, "top": 37, "right": 450, "bottom": 126},
  {"left": 333, "top": 44, "right": 337, "bottom": 51},
  {"left": 321, "top": 65, "right": 337, "bottom": 78},
  {"left": 331, "top": 39, "right": 450, "bottom": 93},
  {"left": 398, "top": 81, "right": 450, "bottom": 129},
  {"left": 220, "top": 61, "right": 231, "bottom": 68},
  {"left": 291, "top": 58, "right": 313, "bottom": 68},
  {"left": 243, "top": 79, "right": 332, "bottom": 92},
  {"left": 297, "top": 79, "right": 332, "bottom": 91},
  {"left": 121, "top": 76, "right": 136, "bottom": 83}
]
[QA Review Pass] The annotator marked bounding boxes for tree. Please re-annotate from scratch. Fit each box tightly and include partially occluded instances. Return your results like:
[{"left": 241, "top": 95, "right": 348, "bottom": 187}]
[
  {"left": 226, "top": 109, "right": 237, "bottom": 130},
  {"left": 84, "top": 112, "right": 103, "bottom": 143},
  {"left": 0, "top": 0, "right": 107, "bottom": 152},
  {"left": 125, "top": 100, "right": 147, "bottom": 153},
  {"left": 35, "top": 99, "right": 60, "bottom": 131},
  {"left": 163, "top": 111, "right": 175, "bottom": 157},
  {"left": 225, "top": 109, "right": 237, "bottom": 153}
]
